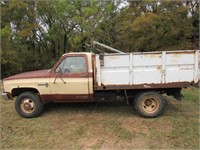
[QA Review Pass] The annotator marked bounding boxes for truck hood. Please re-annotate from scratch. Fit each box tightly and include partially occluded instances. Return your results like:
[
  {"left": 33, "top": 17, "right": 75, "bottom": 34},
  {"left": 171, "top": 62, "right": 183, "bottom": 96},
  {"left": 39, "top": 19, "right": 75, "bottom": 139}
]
[{"left": 3, "top": 69, "right": 51, "bottom": 81}]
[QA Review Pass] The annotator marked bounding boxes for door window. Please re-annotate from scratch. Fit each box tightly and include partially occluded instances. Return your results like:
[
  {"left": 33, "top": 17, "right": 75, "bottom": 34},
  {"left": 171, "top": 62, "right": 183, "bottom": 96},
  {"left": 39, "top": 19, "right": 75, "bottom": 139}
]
[{"left": 56, "top": 56, "right": 86, "bottom": 74}]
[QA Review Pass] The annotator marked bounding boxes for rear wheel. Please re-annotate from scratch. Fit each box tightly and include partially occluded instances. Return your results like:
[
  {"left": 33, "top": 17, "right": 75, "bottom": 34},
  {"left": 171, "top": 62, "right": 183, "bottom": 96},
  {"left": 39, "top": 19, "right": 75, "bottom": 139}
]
[
  {"left": 134, "top": 91, "right": 165, "bottom": 118},
  {"left": 15, "top": 92, "right": 43, "bottom": 118}
]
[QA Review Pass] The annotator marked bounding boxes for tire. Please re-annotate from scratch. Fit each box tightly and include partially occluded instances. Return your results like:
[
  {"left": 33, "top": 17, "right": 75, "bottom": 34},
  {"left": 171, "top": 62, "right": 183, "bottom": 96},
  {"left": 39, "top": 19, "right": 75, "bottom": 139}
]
[
  {"left": 134, "top": 91, "right": 165, "bottom": 118},
  {"left": 15, "top": 92, "right": 43, "bottom": 118}
]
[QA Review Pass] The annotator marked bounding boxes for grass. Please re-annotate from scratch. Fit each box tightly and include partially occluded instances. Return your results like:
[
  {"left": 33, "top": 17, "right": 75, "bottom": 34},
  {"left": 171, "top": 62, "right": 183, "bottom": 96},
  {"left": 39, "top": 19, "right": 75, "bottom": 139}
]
[{"left": 0, "top": 87, "right": 199, "bottom": 149}]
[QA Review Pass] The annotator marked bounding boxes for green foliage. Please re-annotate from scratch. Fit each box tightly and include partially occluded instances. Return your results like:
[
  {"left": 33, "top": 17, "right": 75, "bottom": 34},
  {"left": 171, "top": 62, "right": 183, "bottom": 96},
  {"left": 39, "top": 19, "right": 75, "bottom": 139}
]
[
  {"left": 113, "top": 0, "right": 199, "bottom": 52},
  {"left": 1, "top": 0, "right": 199, "bottom": 78},
  {"left": 131, "top": 12, "right": 161, "bottom": 51},
  {"left": 1, "top": 26, "right": 23, "bottom": 77}
]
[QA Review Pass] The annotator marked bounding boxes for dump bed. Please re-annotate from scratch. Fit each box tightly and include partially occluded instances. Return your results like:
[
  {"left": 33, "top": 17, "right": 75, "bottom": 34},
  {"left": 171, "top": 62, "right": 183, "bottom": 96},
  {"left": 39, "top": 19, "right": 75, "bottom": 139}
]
[{"left": 95, "top": 50, "right": 200, "bottom": 90}]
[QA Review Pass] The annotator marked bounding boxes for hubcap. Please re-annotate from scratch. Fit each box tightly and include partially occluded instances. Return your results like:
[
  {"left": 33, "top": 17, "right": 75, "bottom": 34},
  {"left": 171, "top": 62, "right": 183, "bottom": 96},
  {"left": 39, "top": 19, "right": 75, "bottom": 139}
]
[
  {"left": 20, "top": 99, "right": 35, "bottom": 114},
  {"left": 142, "top": 97, "right": 159, "bottom": 113}
]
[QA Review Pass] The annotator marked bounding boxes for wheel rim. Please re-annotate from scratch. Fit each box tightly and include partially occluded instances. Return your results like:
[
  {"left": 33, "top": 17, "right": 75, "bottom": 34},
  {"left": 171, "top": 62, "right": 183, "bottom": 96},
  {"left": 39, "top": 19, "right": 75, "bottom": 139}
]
[
  {"left": 142, "top": 97, "right": 159, "bottom": 113},
  {"left": 20, "top": 99, "right": 35, "bottom": 114}
]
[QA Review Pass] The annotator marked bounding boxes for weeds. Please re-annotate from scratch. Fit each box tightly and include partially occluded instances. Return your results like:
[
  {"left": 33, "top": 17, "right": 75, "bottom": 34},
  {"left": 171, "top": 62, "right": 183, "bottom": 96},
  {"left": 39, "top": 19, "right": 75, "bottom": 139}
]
[
  {"left": 103, "top": 119, "right": 133, "bottom": 140},
  {"left": 0, "top": 87, "right": 199, "bottom": 149}
]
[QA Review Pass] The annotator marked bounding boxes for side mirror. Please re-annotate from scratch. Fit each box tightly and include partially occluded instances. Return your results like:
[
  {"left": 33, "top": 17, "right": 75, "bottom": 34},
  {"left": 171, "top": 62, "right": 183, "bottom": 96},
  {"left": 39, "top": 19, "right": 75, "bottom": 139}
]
[{"left": 55, "top": 66, "right": 62, "bottom": 73}]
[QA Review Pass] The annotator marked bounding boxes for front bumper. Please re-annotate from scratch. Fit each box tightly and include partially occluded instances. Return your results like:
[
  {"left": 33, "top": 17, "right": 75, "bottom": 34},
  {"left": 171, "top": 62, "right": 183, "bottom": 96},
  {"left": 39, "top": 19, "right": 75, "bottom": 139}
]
[{"left": 1, "top": 92, "right": 13, "bottom": 100}]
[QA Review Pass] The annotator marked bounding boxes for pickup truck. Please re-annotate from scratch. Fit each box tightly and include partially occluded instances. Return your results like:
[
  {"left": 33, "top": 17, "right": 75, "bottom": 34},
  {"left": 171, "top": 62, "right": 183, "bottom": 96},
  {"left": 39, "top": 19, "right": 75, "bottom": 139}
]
[{"left": 1, "top": 42, "right": 200, "bottom": 118}]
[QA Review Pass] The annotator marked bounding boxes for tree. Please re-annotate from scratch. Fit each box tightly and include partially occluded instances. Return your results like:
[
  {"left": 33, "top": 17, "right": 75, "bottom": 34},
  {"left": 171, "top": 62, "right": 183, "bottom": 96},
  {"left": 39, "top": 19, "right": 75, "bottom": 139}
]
[
  {"left": 112, "top": 0, "right": 199, "bottom": 52},
  {"left": 1, "top": 0, "right": 199, "bottom": 78}
]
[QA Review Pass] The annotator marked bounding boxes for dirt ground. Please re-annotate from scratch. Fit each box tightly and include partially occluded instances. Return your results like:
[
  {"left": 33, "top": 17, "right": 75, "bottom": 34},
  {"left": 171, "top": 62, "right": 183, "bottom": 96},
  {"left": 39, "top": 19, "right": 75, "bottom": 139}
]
[{"left": 0, "top": 88, "right": 199, "bottom": 149}]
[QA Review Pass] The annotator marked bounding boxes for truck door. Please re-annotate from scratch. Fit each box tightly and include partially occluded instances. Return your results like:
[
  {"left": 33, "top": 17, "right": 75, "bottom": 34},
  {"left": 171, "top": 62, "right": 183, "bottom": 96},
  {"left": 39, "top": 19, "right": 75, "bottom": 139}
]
[{"left": 49, "top": 54, "right": 91, "bottom": 102}]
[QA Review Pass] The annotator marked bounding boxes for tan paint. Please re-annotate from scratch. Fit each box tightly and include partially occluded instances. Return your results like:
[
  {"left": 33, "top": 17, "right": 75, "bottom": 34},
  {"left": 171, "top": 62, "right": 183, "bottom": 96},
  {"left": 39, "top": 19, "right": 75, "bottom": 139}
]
[
  {"left": 88, "top": 78, "right": 93, "bottom": 94},
  {"left": 3, "top": 78, "right": 51, "bottom": 95},
  {"left": 4, "top": 77, "right": 94, "bottom": 95},
  {"left": 49, "top": 77, "right": 93, "bottom": 95}
]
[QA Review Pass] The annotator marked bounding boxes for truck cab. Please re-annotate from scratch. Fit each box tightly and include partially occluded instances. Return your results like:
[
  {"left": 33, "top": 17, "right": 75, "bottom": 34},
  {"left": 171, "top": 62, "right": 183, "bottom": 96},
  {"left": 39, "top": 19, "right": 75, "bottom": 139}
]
[
  {"left": 2, "top": 52, "right": 94, "bottom": 102},
  {"left": 46, "top": 52, "right": 94, "bottom": 102}
]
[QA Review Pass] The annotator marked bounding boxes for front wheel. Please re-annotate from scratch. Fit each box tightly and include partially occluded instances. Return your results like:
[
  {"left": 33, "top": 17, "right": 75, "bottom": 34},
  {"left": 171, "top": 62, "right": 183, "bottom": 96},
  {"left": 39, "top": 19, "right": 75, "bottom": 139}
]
[
  {"left": 134, "top": 91, "right": 165, "bottom": 118},
  {"left": 15, "top": 92, "right": 43, "bottom": 118}
]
